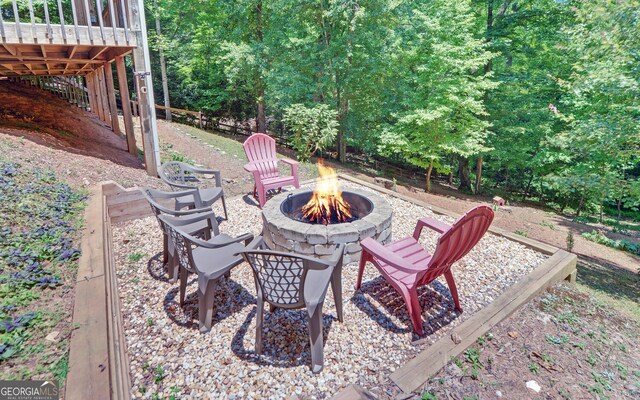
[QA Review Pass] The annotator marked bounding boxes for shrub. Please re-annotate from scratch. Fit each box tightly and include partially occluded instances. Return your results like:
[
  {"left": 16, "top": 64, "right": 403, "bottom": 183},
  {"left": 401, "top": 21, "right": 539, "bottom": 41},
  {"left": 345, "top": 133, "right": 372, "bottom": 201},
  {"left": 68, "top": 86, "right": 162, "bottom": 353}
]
[
  {"left": 581, "top": 230, "right": 639, "bottom": 256},
  {"left": 282, "top": 104, "right": 338, "bottom": 162}
]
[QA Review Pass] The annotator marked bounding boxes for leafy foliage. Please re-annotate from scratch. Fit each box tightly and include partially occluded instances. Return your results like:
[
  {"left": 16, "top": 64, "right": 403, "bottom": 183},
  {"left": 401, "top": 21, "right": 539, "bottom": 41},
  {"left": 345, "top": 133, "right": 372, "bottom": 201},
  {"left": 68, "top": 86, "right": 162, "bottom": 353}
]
[
  {"left": 0, "top": 160, "right": 85, "bottom": 362},
  {"left": 148, "top": 0, "right": 640, "bottom": 224},
  {"left": 282, "top": 104, "right": 338, "bottom": 161}
]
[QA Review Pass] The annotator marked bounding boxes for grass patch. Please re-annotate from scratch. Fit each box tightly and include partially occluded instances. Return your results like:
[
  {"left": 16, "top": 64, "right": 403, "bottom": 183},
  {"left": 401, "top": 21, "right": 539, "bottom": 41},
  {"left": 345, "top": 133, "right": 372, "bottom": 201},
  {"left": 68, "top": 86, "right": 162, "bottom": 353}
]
[
  {"left": 170, "top": 123, "right": 318, "bottom": 180},
  {"left": 576, "top": 262, "right": 640, "bottom": 321},
  {"left": 0, "top": 159, "right": 86, "bottom": 386}
]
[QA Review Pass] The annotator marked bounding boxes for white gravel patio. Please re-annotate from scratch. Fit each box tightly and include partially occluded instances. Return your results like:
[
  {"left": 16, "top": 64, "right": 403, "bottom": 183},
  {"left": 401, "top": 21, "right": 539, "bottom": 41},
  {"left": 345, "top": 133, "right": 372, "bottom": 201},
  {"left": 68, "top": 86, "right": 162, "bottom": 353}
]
[{"left": 112, "top": 181, "right": 546, "bottom": 399}]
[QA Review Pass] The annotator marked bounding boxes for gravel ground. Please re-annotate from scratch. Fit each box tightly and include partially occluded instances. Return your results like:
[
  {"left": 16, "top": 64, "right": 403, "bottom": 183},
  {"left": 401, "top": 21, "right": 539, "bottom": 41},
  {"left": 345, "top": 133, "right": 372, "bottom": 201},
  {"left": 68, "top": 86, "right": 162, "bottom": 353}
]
[{"left": 112, "top": 181, "right": 546, "bottom": 399}]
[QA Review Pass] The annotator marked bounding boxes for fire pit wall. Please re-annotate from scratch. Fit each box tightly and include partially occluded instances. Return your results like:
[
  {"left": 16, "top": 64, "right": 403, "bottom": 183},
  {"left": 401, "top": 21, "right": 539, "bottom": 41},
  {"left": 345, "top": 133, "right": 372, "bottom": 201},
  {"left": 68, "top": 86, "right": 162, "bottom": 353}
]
[{"left": 262, "top": 188, "right": 393, "bottom": 264}]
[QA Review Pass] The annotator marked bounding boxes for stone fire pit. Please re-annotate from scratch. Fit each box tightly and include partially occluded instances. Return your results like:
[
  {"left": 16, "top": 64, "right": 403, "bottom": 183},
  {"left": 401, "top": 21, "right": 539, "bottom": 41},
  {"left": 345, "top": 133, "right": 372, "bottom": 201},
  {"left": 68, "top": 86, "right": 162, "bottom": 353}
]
[{"left": 262, "top": 187, "right": 393, "bottom": 263}]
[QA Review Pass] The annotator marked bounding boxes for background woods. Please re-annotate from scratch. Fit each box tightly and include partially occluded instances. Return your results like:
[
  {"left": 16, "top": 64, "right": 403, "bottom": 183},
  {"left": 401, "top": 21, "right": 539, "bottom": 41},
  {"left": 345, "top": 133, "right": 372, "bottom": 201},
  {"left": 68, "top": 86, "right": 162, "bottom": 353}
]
[{"left": 146, "top": 0, "right": 640, "bottom": 221}]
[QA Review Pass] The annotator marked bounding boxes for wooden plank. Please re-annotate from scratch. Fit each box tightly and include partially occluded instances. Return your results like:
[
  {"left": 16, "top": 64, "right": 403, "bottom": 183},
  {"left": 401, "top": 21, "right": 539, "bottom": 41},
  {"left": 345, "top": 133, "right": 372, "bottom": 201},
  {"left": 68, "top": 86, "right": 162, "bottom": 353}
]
[
  {"left": 93, "top": 69, "right": 105, "bottom": 121},
  {"left": 67, "top": 182, "right": 132, "bottom": 399},
  {"left": 103, "top": 189, "right": 131, "bottom": 399},
  {"left": 75, "top": 188, "right": 106, "bottom": 281},
  {"left": 390, "top": 250, "right": 577, "bottom": 393},
  {"left": 115, "top": 55, "right": 136, "bottom": 154},
  {"left": 103, "top": 62, "right": 121, "bottom": 134},
  {"left": 152, "top": 103, "right": 200, "bottom": 116},
  {"left": 100, "top": 66, "right": 112, "bottom": 126},
  {"left": 66, "top": 276, "right": 110, "bottom": 399},
  {"left": 66, "top": 186, "right": 110, "bottom": 400},
  {"left": 338, "top": 173, "right": 559, "bottom": 255}
]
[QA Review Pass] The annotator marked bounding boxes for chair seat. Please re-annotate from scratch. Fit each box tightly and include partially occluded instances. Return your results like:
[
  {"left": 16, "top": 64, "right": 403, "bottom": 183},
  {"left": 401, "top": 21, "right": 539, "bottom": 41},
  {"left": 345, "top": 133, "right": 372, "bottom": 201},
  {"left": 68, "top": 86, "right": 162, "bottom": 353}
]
[
  {"left": 371, "top": 237, "right": 432, "bottom": 287},
  {"left": 262, "top": 175, "right": 295, "bottom": 187},
  {"left": 192, "top": 242, "right": 245, "bottom": 293},
  {"left": 176, "top": 187, "right": 223, "bottom": 208}
]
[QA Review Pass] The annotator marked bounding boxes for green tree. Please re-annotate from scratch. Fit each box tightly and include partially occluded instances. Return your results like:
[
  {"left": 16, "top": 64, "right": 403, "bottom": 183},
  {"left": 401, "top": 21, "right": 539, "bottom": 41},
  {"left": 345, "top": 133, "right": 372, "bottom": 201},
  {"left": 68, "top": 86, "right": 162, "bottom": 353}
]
[{"left": 378, "top": 0, "right": 495, "bottom": 192}]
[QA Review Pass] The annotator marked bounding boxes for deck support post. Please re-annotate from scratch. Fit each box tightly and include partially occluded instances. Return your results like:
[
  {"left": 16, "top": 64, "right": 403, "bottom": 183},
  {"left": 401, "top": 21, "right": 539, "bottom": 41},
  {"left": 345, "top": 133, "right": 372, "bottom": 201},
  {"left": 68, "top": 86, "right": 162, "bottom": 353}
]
[
  {"left": 130, "top": 0, "right": 160, "bottom": 176},
  {"left": 104, "top": 62, "right": 121, "bottom": 135},
  {"left": 115, "top": 55, "right": 137, "bottom": 155},
  {"left": 86, "top": 73, "right": 97, "bottom": 115},
  {"left": 98, "top": 66, "right": 111, "bottom": 127},
  {"left": 93, "top": 70, "right": 106, "bottom": 122}
]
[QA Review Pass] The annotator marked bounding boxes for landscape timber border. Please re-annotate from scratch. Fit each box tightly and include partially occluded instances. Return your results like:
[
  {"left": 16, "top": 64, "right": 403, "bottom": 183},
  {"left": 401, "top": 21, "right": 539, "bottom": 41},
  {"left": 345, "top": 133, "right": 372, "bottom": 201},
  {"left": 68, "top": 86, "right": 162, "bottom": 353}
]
[{"left": 66, "top": 174, "right": 577, "bottom": 398}]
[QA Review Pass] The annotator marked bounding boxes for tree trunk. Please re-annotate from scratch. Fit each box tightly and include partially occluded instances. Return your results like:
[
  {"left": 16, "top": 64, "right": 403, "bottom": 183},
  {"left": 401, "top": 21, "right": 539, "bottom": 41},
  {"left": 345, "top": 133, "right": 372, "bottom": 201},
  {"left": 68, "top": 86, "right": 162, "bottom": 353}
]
[
  {"left": 599, "top": 197, "right": 604, "bottom": 224},
  {"left": 576, "top": 195, "right": 585, "bottom": 217},
  {"left": 154, "top": 0, "right": 171, "bottom": 122},
  {"left": 617, "top": 199, "right": 622, "bottom": 221},
  {"left": 256, "top": 1, "right": 267, "bottom": 132},
  {"left": 458, "top": 157, "right": 472, "bottom": 192},
  {"left": 448, "top": 171, "right": 453, "bottom": 185},
  {"left": 475, "top": 155, "right": 483, "bottom": 194},
  {"left": 426, "top": 159, "right": 434, "bottom": 192}
]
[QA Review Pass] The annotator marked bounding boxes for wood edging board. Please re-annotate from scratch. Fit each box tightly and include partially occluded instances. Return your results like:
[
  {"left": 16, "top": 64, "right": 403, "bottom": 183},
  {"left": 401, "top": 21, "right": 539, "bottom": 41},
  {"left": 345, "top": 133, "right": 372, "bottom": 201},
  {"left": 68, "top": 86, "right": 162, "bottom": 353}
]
[
  {"left": 338, "top": 173, "right": 559, "bottom": 255},
  {"left": 66, "top": 183, "right": 131, "bottom": 399}
]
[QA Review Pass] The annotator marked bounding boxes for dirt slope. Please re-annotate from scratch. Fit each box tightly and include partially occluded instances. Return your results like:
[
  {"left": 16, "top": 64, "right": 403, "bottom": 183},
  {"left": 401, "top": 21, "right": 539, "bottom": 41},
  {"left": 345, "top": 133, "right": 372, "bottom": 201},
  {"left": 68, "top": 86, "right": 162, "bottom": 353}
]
[{"left": 0, "top": 81, "right": 160, "bottom": 189}]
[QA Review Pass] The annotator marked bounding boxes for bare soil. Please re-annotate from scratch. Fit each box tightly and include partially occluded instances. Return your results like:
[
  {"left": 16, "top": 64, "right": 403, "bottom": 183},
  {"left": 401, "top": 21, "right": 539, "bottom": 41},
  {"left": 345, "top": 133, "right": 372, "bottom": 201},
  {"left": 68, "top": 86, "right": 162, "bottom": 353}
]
[{"left": 423, "top": 283, "right": 640, "bottom": 399}]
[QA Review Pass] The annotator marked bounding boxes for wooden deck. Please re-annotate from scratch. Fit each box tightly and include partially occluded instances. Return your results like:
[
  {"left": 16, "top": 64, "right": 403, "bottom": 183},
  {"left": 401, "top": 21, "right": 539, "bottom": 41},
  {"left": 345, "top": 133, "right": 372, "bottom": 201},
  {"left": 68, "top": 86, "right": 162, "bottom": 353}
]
[
  {"left": 1, "top": 22, "right": 135, "bottom": 48},
  {"left": 0, "top": 42, "right": 132, "bottom": 76}
]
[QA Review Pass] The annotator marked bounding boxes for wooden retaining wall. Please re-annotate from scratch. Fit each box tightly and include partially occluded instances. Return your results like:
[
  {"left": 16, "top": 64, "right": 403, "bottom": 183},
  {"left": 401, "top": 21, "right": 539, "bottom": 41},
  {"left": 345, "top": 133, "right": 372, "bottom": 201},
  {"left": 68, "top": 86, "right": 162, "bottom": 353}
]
[{"left": 65, "top": 177, "right": 577, "bottom": 398}]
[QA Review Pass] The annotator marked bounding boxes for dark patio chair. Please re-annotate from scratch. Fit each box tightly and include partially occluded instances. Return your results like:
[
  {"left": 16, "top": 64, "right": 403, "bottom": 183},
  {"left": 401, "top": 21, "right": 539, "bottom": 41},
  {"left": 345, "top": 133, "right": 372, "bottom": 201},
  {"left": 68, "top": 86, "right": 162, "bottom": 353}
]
[
  {"left": 159, "top": 161, "right": 228, "bottom": 219},
  {"left": 158, "top": 212, "right": 253, "bottom": 333},
  {"left": 238, "top": 237, "right": 345, "bottom": 373},
  {"left": 141, "top": 187, "right": 213, "bottom": 282}
]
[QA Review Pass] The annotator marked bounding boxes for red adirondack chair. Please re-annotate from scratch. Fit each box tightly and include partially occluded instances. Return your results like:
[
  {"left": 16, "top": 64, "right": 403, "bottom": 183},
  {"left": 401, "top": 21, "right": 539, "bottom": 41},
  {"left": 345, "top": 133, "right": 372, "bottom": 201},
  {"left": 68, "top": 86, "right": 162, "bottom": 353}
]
[
  {"left": 356, "top": 205, "right": 494, "bottom": 335},
  {"left": 243, "top": 132, "right": 300, "bottom": 207}
]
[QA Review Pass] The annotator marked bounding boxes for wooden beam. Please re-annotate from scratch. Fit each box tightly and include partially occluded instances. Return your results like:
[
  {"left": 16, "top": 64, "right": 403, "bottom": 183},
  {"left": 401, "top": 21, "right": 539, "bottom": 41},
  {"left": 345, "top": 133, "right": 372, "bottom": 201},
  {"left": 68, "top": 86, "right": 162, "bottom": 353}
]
[
  {"left": 130, "top": 0, "right": 160, "bottom": 176},
  {"left": 115, "top": 55, "right": 136, "bottom": 155},
  {"left": 87, "top": 73, "right": 98, "bottom": 118},
  {"left": 95, "top": 67, "right": 108, "bottom": 124},
  {"left": 103, "top": 63, "right": 121, "bottom": 135}
]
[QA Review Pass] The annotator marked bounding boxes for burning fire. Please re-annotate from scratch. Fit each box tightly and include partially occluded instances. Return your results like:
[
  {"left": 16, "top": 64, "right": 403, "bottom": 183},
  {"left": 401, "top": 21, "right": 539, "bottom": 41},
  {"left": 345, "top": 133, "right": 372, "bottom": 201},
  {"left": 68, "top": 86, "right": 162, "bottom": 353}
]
[{"left": 302, "top": 160, "right": 352, "bottom": 224}]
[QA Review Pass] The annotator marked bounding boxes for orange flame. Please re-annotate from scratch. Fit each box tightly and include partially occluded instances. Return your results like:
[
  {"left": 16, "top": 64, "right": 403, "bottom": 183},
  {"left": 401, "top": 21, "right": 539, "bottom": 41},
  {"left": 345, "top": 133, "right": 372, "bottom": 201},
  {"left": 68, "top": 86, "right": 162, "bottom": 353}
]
[{"left": 302, "top": 160, "right": 352, "bottom": 224}]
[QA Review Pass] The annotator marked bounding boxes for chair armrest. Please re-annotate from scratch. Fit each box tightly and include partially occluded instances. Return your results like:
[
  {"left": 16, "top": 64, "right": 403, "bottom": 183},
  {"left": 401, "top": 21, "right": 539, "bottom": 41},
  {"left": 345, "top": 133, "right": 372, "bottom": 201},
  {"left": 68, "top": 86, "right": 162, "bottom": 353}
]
[
  {"left": 165, "top": 210, "right": 216, "bottom": 227},
  {"left": 167, "top": 206, "right": 212, "bottom": 216},
  {"left": 244, "top": 162, "right": 259, "bottom": 173},
  {"left": 190, "top": 232, "right": 254, "bottom": 249},
  {"left": 326, "top": 244, "right": 345, "bottom": 268},
  {"left": 360, "top": 238, "right": 417, "bottom": 274},
  {"left": 413, "top": 217, "right": 451, "bottom": 240},
  {"left": 281, "top": 158, "right": 299, "bottom": 179}
]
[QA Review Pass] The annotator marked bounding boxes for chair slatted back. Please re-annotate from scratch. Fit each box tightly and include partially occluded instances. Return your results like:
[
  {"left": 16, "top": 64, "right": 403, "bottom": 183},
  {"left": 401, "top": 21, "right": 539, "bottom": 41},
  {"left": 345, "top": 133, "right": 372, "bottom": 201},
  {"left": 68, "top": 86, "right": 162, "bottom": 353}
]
[
  {"left": 243, "top": 133, "right": 279, "bottom": 179},
  {"left": 419, "top": 205, "right": 494, "bottom": 286}
]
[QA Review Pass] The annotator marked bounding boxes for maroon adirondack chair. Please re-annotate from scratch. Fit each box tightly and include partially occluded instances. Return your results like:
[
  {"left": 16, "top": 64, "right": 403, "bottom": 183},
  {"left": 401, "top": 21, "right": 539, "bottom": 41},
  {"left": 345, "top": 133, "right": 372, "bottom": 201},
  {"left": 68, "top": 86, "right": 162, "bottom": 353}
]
[
  {"left": 243, "top": 133, "right": 300, "bottom": 207},
  {"left": 356, "top": 205, "right": 494, "bottom": 335}
]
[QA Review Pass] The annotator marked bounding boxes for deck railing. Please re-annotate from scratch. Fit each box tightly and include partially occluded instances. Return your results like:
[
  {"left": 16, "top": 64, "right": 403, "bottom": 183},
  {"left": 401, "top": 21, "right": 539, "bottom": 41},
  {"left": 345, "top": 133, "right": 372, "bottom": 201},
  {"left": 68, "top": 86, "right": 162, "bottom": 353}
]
[{"left": 0, "top": 0, "right": 132, "bottom": 45}]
